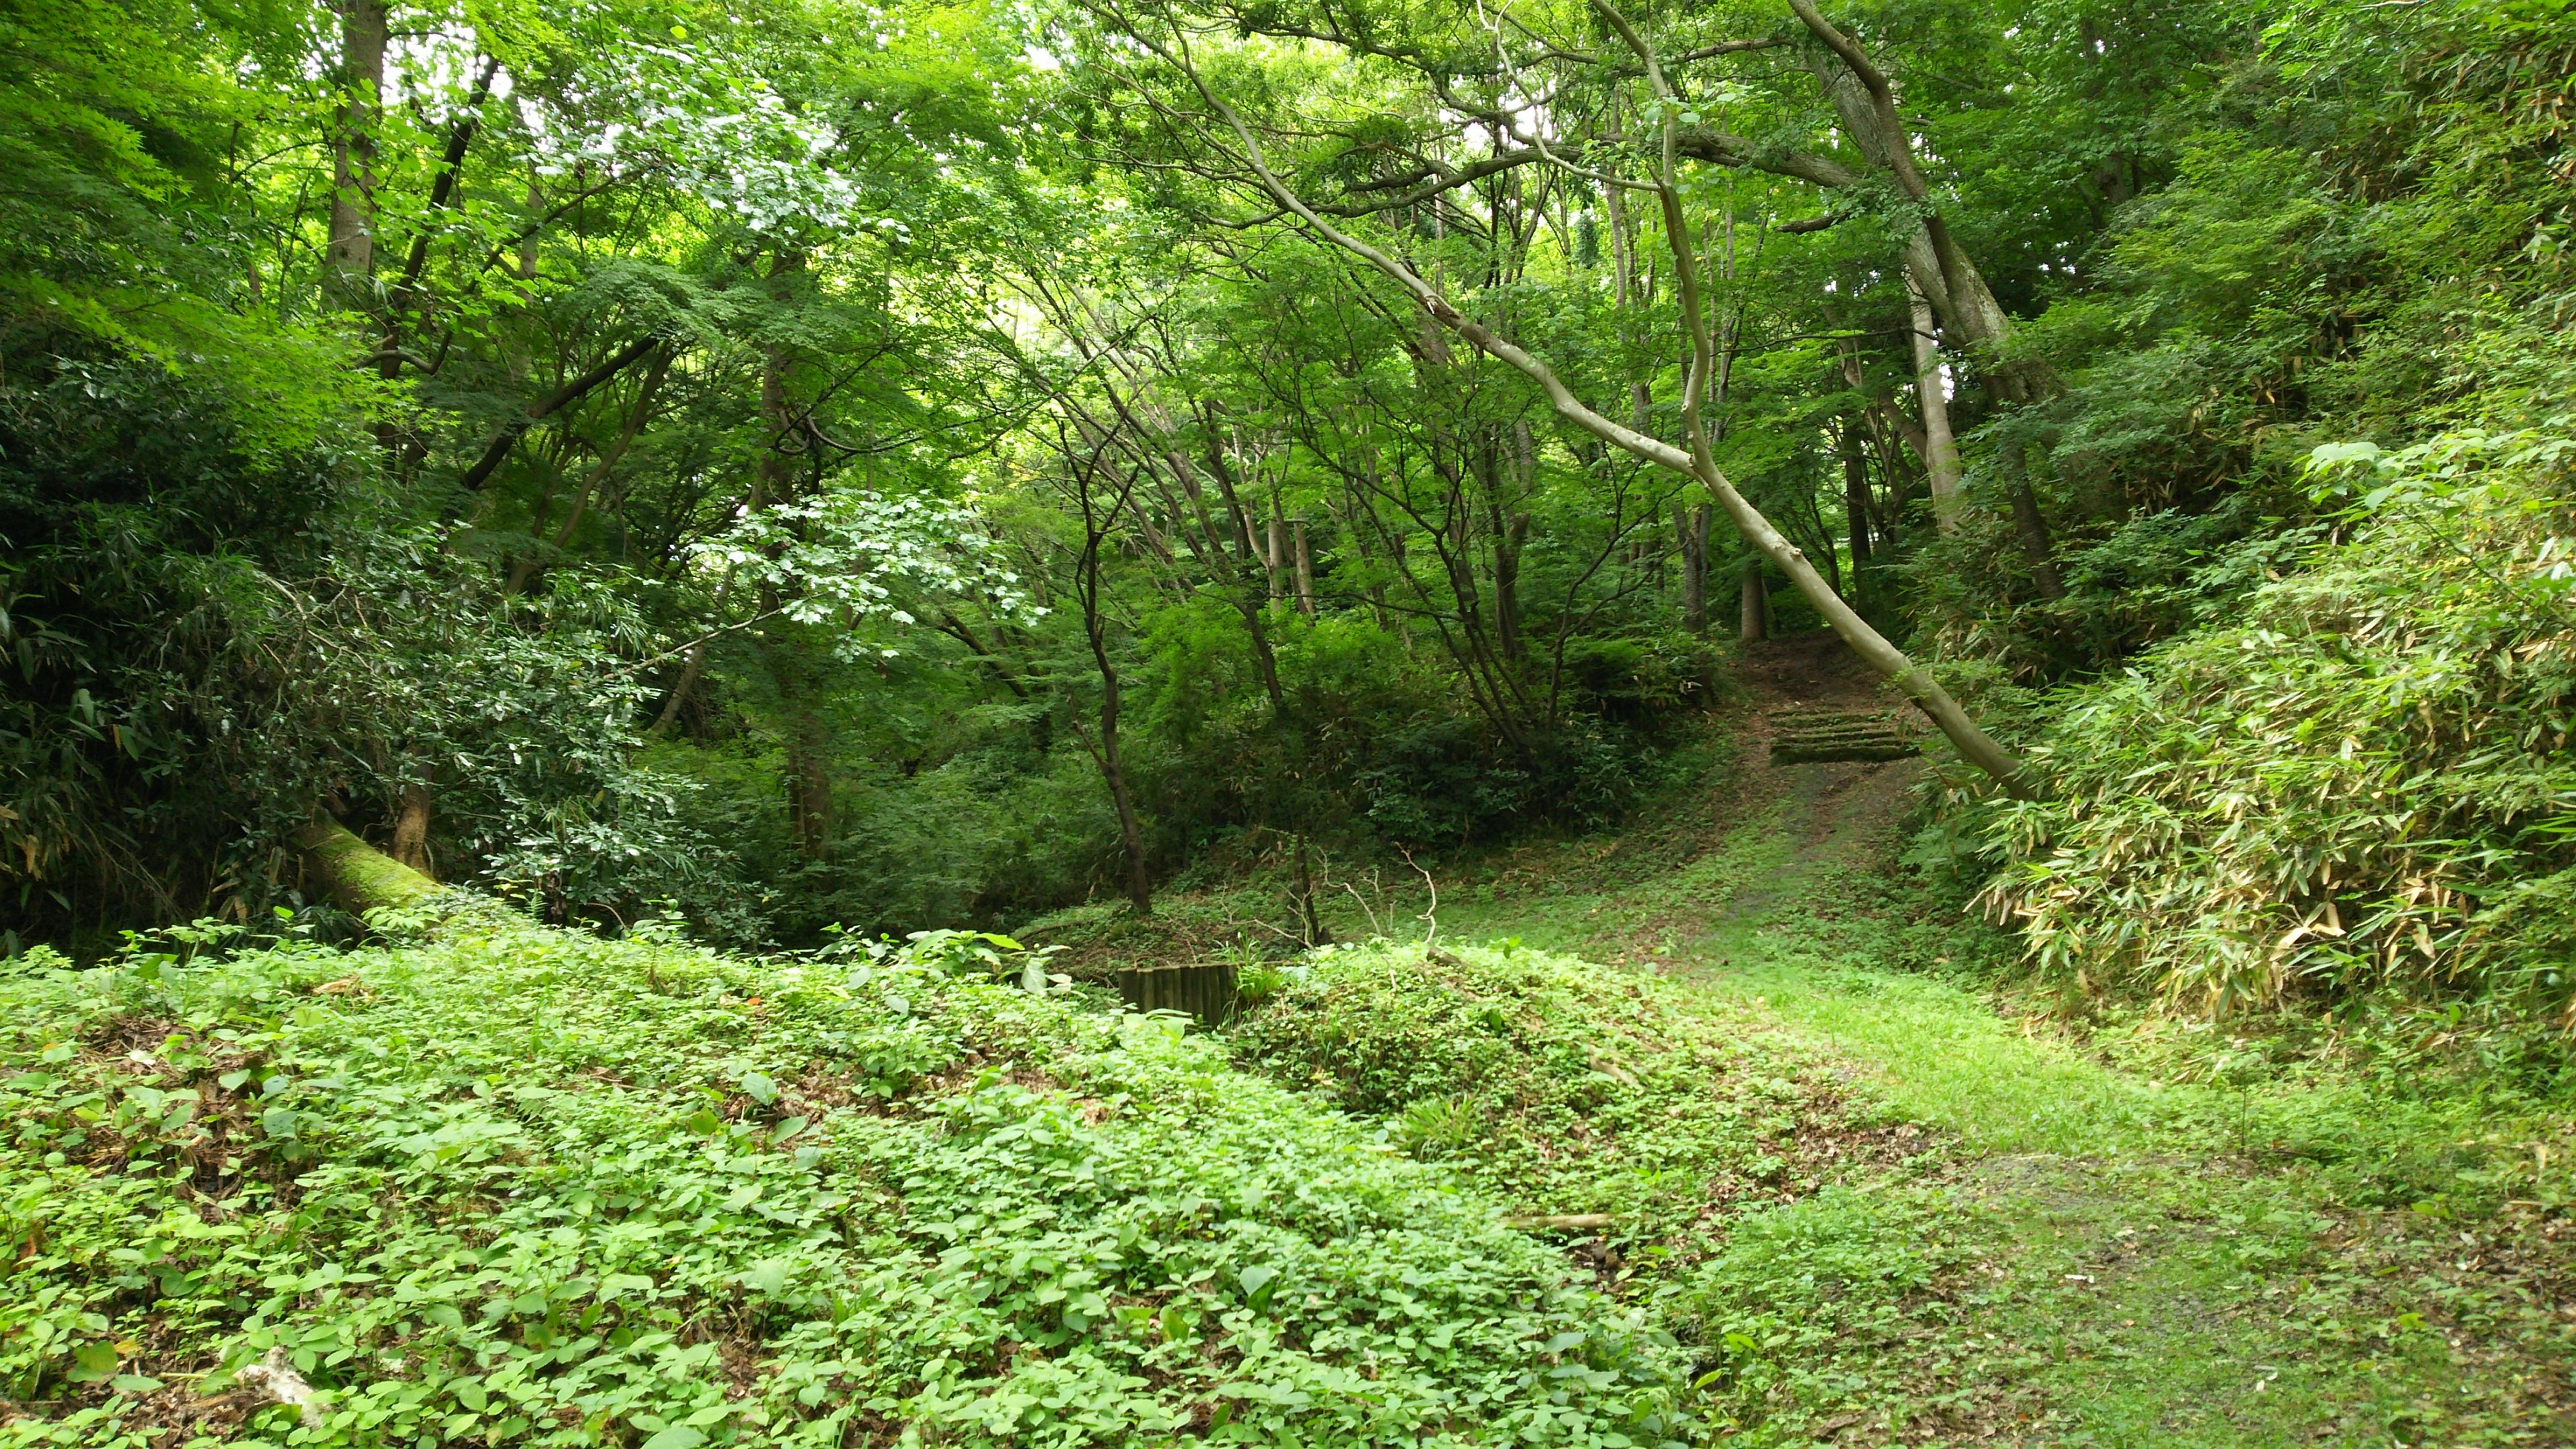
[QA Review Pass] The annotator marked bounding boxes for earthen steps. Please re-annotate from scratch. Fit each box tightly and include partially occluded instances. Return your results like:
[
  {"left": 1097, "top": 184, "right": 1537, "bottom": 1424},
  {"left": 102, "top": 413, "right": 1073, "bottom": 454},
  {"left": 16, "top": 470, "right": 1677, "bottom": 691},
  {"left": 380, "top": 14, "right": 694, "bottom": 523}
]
[{"left": 1768, "top": 706, "right": 1919, "bottom": 764}]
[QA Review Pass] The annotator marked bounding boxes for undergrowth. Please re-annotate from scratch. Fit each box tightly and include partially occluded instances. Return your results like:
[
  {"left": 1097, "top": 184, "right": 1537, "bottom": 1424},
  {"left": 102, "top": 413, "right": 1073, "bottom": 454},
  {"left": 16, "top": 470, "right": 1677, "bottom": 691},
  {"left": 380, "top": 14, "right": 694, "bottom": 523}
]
[
  {"left": 0, "top": 902, "right": 1692, "bottom": 1448},
  {"left": 1226, "top": 943, "right": 1921, "bottom": 1282}
]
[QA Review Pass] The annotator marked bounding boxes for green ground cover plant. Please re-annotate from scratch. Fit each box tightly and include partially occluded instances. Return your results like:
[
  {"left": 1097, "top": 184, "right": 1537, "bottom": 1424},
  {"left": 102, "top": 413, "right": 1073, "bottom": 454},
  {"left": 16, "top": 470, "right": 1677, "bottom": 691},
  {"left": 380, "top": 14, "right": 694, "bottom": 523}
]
[
  {"left": 1229, "top": 943, "right": 1915, "bottom": 1275},
  {"left": 0, "top": 904, "right": 1692, "bottom": 1448}
]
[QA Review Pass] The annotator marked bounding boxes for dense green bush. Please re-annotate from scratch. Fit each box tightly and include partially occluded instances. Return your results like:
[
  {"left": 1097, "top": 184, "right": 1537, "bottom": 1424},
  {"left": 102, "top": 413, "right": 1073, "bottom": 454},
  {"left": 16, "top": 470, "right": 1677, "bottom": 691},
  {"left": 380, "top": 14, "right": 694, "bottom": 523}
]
[
  {"left": 0, "top": 352, "right": 735, "bottom": 947},
  {"left": 0, "top": 904, "right": 1693, "bottom": 1447},
  {"left": 1984, "top": 399, "right": 2576, "bottom": 1020}
]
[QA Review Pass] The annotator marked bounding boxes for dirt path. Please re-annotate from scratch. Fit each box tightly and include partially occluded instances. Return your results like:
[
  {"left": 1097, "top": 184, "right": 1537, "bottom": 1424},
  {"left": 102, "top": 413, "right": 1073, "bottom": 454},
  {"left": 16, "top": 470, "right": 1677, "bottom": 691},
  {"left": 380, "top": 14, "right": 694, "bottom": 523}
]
[{"left": 1430, "top": 632, "right": 2575, "bottom": 1448}]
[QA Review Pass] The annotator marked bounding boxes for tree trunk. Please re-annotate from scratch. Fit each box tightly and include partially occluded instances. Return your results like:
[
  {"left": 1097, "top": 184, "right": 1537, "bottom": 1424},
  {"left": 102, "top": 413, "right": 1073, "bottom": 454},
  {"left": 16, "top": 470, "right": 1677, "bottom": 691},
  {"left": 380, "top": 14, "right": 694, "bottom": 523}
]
[
  {"left": 1493, "top": 511, "right": 1527, "bottom": 663},
  {"left": 1292, "top": 519, "right": 1316, "bottom": 616},
  {"left": 1079, "top": 575, "right": 1151, "bottom": 918},
  {"left": 298, "top": 817, "right": 435, "bottom": 916},
  {"left": 1843, "top": 423, "right": 1874, "bottom": 568},
  {"left": 387, "top": 784, "right": 435, "bottom": 879},
  {"left": 1909, "top": 280, "right": 1965, "bottom": 531},
  {"left": 2010, "top": 456, "right": 2067, "bottom": 600},
  {"left": 1739, "top": 559, "right": 1768, "bottom": 642},
  {"left": 327, "top": 0, "right": 386, "bottom": 298},
  {"left": 1266, "top": 500, "right": 1287, "bottom": 603},
  {"left": 1676, "top": 504, "right": 1709, "bottom": 635},
  {"left": 756, "top": 254, "right": 832, "bottom": 859},
  {"left": 1188, "top": 432, "right": 1288, "bottom": 710},
  {"left": 649, "top": 639, "right": 707, "bottom": 736}
]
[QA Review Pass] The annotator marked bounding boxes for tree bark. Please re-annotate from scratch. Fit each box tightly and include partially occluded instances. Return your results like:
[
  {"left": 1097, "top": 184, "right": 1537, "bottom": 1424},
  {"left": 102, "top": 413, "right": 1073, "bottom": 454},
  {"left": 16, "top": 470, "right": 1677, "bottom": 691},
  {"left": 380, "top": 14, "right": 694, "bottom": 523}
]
[
  {"left": 386, "top": 784, "right": 436, "bottom": 879},
  {"left": 1739, "top": 559, "right": 1768, "bottom": 642},
  {"left": 1191, "top": 425, "right": 1289, "bottom": 709},
  {"left": 1909, "top": 279, "right": 1966, "bottom": 531},
  {"left": 1069, "top": 456, "right": 1153, "bottom": 916},
  {"left": 1676, "top": 504, "right": 1709, "bottom": 634},
  {"left": 298, "top": 816, "right": 436, "bottom": 916},
  {"left": 1843, "top": 422, "right": 1874, "bottom": 568},
  {"left": 1292, "top": 519, "right": 1316, "bottom": 616},
  {"left": 2009, "top": 449, "right": 2068, "bottom": 600},
  {"left": 327, "top": 0, "right": 387, "bottom": 299}
]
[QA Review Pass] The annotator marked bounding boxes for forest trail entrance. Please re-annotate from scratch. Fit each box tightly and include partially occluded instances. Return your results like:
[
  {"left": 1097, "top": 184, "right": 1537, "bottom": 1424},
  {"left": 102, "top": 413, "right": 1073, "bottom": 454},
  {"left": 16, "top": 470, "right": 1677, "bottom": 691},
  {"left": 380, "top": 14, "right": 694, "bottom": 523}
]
[{"left": 1424, "top": 632, "right": 2573, "bottom": 1446}]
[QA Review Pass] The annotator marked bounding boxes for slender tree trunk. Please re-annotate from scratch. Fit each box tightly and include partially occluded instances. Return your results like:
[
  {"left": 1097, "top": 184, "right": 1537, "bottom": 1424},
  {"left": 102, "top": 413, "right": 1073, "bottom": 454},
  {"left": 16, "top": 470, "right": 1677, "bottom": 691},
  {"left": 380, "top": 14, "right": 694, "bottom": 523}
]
[
  {"left": 1291, "top": 519, "right": 1316, "bottom": 616},
  {"left": 327, "top": 0, "right": 387, "bottom": 299},
  {"left": 2010, "top": 448, "right": 2068, "bottom": 600},
  {"left": 1676, "top": 504, "right": 1709, "bottom": 635},
  {"left": 1266, "top": 488, "right": 1287, "bottom": 603},
  {"left": 1493, "top": 512, "right": 1527, "bottom": 662},
  {"left": 1075, "top": 538, "right": 1151, "bottom": 918},
  {"left": 1189, "top": 429, "right": 1287, "bottom": 709},
  {"left": 1908, "top": 280, "right": 1965, "bottom": 531},
  {"left": 650, "top": 641, "right": 706, "bottom": 736},
  {"left": 1843, "top": 423, "right": 1874, "bottom": 568},
  {"left": 754, "top": 253, "right": 833, "bottom": 859},
  {"left": 1739, "top": 559, "right": 1768, "bottom": 642}
]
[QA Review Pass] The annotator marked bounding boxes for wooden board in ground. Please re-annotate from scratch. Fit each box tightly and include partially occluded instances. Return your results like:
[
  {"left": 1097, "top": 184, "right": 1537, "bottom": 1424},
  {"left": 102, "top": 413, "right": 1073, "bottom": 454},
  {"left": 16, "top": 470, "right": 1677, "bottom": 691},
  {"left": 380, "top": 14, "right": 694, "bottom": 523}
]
[{"left": 1114, "top": 961, "right": 1238, "bottom": 1023}]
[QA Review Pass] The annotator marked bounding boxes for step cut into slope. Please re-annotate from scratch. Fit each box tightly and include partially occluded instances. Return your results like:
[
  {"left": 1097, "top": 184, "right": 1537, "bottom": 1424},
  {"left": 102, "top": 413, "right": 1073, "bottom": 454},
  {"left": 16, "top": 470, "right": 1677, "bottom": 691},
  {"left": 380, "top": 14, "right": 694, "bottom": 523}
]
[{"left": 1768, "top": 706, "right": 1920, "bottom": 764}]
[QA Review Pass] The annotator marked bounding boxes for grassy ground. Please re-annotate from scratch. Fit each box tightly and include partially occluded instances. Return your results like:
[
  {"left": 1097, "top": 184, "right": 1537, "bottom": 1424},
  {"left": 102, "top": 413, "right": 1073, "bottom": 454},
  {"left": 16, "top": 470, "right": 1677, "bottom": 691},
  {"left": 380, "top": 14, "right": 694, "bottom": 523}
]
[
  {"left": 1429, "top": 760, "right": 2575, "bottom": 1446},
  {"left": 1049, "top": 637, "right": 2576, "bottom": 1447}
]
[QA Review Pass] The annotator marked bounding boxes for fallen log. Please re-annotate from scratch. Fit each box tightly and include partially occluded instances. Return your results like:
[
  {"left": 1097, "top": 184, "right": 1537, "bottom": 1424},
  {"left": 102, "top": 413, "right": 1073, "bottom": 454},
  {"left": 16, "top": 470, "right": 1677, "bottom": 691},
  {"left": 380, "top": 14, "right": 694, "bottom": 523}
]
[{"left": 295, "top": 817, "right": 439, "bottom": 916}]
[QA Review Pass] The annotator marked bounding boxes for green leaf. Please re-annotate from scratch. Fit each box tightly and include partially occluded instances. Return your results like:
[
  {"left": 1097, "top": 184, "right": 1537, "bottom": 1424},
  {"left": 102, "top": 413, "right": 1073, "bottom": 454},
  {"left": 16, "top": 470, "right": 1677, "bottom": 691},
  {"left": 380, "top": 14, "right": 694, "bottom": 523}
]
[
  {"left": 1238, "top": 1263, "right": 1279, "bottom": 1311},
  {"left": 70, "top": 1342, "right": 120, "bottom": 1383},
  {"left": 643, "top": 1427, "right": 708, "bottom": 1449}
]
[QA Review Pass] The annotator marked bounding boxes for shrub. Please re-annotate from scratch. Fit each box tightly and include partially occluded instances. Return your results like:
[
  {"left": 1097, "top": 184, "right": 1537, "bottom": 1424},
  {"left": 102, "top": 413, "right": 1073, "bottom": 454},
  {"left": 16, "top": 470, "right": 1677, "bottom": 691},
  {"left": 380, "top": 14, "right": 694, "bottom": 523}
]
[{"left": 1983, "top": 411, "right": 2576, "bottom": 1022}]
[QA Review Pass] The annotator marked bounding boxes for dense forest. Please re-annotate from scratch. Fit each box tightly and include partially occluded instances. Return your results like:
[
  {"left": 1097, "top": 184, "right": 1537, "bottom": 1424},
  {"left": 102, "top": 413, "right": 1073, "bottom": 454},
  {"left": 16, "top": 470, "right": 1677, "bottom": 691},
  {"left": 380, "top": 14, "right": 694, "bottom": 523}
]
[{"left": 3, "top": 0, "right": 2573, "bottom": 1441}]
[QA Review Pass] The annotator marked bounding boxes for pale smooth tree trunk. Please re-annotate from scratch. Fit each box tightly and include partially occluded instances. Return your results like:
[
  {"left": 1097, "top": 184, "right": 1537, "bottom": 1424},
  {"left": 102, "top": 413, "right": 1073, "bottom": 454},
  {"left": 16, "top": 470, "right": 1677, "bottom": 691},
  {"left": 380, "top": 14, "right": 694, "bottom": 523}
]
[
  {"left": 327, "top": 0, "right": 387, "bottom": 297},
  {"left": 1909, "top": 280, "right": 1965, "bottom": 531}
]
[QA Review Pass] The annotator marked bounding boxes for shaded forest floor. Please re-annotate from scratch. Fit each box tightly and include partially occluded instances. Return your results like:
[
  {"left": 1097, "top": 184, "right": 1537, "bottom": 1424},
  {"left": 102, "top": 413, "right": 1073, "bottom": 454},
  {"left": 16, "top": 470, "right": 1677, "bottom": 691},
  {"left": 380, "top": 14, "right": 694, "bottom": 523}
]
[{"left": 1040, "top": 633, "right": 2576, "bottom": 1446}]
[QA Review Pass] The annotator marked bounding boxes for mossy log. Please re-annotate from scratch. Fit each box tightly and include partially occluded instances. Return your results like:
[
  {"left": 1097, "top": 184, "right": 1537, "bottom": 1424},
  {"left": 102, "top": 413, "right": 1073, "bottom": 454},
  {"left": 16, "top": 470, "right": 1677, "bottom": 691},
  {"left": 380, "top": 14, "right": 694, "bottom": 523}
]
[{"left": 295, "top": 817, "right": 439, "bottom": 916}]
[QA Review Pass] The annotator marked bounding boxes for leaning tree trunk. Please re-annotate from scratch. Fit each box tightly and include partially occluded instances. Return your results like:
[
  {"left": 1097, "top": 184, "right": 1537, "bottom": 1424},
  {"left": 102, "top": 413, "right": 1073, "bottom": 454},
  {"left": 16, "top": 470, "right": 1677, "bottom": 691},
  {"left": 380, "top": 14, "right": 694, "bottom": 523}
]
[{"left": 1185, "top": 26, "right": 2039, "bottom": 796}]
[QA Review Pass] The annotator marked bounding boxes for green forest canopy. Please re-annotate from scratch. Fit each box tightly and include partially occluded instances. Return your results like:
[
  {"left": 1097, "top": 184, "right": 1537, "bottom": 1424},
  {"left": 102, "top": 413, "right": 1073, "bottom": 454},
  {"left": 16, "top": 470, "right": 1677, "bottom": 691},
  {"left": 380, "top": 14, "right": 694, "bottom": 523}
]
[{"left": 5, "top": 0, "right": 2575, "bottom": 1021}]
